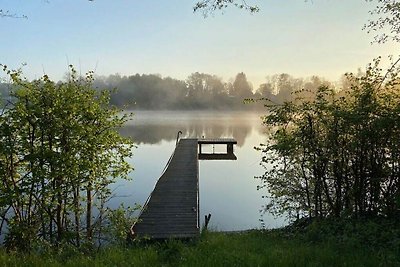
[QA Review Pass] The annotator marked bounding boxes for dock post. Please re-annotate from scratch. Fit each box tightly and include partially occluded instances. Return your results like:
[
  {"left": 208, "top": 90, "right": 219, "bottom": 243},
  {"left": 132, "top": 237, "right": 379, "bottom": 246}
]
[{"left": 227, "top": 143, "right": 233, "bottom": 154}]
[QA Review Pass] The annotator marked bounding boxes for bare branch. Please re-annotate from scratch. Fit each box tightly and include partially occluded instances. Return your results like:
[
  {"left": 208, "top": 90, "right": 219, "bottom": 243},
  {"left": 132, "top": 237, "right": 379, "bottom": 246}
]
[
  {"left": 364, "top": 0, "right": 400, "bottom": 43},
  {"left": 193, "top": 0, "right": 259, "bottom": 17},
  {"left": 0, "top": 9, "right": 27, "bottom": 19}
]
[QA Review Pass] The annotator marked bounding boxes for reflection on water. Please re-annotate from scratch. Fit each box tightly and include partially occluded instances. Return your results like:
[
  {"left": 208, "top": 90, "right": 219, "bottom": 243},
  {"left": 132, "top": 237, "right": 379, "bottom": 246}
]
[
  {"left": 111, "top": 110, "right": 285, "bottom": 231},
  {"left": 120, "top": 110, "right": 263, "bottom": 146}
]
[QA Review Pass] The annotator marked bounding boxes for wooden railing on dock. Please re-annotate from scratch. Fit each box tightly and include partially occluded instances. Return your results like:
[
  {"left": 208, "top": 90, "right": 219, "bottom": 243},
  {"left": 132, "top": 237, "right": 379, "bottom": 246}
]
[{"left": 198, "top": 138, "right": 237, "bottom": 160}]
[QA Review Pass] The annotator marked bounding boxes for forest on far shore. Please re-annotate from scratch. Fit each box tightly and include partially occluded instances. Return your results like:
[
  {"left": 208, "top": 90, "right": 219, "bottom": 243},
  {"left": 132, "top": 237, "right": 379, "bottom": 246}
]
[{"left": 0, "top": 71, "right": 337, "bottom": 110}]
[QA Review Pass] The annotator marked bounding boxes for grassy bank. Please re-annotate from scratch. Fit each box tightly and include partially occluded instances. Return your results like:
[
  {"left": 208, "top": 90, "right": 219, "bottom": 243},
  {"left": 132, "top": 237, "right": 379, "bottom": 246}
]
[{"left": 0, "top": 218, "right": 399, "bottom": 267}]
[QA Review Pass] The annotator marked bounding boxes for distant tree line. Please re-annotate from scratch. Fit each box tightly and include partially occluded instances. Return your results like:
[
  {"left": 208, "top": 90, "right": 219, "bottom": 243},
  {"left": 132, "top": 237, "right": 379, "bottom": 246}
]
[
  {"left": 1, "top": 72, "right": 337, "bottom": 111},
  {"left": 93, "top": 72, "right": 254, "bottom": 110},
  {"left": 91, "top": 72, "right": 333, "bottom": 110},
  {"left": 1, "top": 71, "right": 336, "bottom": 111}
]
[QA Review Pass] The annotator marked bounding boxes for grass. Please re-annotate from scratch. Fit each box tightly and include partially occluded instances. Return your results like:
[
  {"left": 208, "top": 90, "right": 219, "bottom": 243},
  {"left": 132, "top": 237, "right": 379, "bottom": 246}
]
[{"left": 0, "top": 218, "right": 399, "bottom": 267}]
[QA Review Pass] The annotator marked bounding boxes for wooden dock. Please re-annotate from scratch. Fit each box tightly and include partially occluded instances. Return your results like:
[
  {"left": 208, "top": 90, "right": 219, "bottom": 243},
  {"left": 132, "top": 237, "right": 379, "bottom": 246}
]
[
  {"left": 130, "top": 138, "right": 236, "bottom": 240},
  {"left": 131, "top": 139, "right": 199, "bottom": 239}
]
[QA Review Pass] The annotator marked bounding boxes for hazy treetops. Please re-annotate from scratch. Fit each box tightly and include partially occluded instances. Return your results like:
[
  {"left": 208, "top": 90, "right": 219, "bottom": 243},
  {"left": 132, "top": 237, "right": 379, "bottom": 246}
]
[{"left": 87, "top": 71, "right": 333, "bottom": 110}]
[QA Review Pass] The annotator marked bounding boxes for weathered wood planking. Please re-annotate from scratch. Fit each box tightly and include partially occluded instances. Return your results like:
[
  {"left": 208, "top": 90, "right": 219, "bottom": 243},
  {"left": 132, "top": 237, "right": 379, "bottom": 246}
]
[{"left": 131, "top": 139, "right": 199, "bottom": 239}]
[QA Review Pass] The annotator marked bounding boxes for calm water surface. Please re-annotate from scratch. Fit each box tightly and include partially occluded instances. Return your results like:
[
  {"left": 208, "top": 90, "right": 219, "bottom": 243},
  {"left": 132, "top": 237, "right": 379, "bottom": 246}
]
[{"left": 111, "top": 110, "right": 285, "bottom": 231}]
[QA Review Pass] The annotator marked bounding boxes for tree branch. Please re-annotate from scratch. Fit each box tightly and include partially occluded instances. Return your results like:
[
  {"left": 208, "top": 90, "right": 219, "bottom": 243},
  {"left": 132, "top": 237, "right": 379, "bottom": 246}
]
[
  {"left": 0, "top": 9, "right": 27, "bottom": 19},
  {"left": 193, "top": 0, "right": 259, "bottom": 17}
]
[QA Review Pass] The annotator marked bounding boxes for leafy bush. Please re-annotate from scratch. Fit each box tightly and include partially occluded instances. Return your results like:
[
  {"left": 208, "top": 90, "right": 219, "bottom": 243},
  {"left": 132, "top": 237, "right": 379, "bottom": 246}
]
[
  {"left": 258, "top": 57, "right": 400, "bottom": 220},
  {"left": 0, "top": 65, "right": 134, "bottom": 251},
  {"left": 103, "top": 204, "right": 139, "bottom": 246}
]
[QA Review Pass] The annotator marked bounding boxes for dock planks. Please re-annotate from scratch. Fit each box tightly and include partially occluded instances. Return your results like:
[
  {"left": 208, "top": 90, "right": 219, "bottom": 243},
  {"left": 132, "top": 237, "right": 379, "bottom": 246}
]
[
  {"left": 131, "top": 137, "right": 237, "bottom": 240},
  {"left": 131, "top": 139, "right": 199, "bottom": 239}
]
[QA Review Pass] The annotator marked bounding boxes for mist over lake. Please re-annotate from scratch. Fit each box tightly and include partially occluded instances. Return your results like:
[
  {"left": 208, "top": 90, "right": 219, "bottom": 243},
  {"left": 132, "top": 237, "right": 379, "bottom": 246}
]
[{"left": 111, "top": 110, "right": 285, "bottom": 231}]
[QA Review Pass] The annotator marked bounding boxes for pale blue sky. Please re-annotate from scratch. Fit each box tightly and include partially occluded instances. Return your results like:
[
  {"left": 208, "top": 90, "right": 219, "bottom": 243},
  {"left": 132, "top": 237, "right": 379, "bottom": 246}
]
[{"left": 1, "top": 0, "right": 397, "bottom": 88}]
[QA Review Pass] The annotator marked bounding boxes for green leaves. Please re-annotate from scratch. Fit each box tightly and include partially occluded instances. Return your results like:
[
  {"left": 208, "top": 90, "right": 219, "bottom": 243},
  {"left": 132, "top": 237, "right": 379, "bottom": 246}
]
[
  {"left": 0, "top": 65, "right": 134, "bottom": 250},
  {"left": 258, "top": 57, "right": 400, "bottom": 221}
]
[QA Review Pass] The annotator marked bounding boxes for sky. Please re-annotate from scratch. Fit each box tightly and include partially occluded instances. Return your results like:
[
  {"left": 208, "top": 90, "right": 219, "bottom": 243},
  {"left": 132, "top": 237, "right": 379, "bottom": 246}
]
[{"left": 0, "top": 0, "right": 398, "bottom": 88}]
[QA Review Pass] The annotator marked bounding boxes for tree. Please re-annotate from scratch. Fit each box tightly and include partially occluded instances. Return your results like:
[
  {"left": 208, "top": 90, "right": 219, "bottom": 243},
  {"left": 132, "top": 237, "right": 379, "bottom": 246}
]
[
  {"left": 231, "top": 72, "right": 253, "bottom": 98},
  {"left": 0, "top": 65, "right": 134, "bottom": 250},
  {"left": 257, "top": 57, "right": 400, "bottom": 220},
  {"left": 185, "top": 72, "right": 226, "bottom": 108},
  {"left": 255, "top": 75, "right": 330, "bottom": 105},
  {"left": 364, "top": 0, "right": 400, "bottom": 43}
]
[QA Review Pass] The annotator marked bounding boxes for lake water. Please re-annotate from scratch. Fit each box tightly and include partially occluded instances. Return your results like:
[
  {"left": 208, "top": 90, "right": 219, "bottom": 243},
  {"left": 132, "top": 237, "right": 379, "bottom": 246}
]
[{"left": 111, "top": 110, "right": 285, "bottom": 231}]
